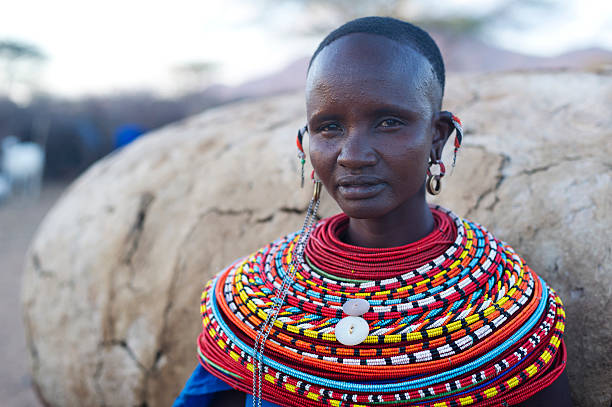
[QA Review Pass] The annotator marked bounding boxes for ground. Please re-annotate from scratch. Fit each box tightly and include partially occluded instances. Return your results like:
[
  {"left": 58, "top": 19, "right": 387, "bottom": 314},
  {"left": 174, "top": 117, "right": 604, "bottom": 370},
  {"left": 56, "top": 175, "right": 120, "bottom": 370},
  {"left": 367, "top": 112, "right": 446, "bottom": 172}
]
[{"left": 0, "top": 181, "right": 68, "bottom": 406}]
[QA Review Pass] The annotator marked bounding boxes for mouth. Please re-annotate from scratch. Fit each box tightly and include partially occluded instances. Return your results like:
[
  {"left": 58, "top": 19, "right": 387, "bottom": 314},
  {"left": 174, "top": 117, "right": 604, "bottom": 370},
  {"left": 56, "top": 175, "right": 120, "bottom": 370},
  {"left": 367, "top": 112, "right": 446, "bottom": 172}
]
[{"left": 336, "top": 176, "right": 385, "bottom": 199}]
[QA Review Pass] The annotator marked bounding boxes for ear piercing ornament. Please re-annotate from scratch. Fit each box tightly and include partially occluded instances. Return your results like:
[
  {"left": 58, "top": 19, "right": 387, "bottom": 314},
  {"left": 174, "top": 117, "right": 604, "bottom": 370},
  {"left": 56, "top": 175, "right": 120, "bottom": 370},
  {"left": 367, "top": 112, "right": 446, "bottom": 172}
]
[
  {"left": 450, "top": 114, "right": 463, "bottom": 169},
  {"left": 296, "top": 125, "right": 307, "bottom": 188},
  {"left": 427, "top": 159, "right": 446, "bottom": 195}
]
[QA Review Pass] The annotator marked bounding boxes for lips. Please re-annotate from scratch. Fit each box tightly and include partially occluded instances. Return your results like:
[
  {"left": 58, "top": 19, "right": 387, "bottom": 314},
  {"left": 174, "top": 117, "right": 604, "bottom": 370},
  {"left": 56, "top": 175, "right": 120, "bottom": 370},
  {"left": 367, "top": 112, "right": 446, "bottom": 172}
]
[
  {"left": 337, "top": 175, "right": 383, "bottom": 186},
  {"left": 336, "top": 175, "right": 385, "bottom": 199}
]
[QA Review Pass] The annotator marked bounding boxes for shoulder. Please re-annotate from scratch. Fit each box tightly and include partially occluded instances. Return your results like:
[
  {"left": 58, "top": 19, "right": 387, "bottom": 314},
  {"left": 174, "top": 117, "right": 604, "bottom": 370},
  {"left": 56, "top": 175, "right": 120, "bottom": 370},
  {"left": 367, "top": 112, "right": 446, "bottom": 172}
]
[
  {"left": 519, "top": 367, "right": 572, "bottom": 407},
  {"left": 438, "top": 204, "right": 529, "bottom": 258},
  {"left": 434, "top": 204, "right": 517, "bottom": 256},
  {"left": 436, "top": 204, "right": 566, "bottom": 303}
]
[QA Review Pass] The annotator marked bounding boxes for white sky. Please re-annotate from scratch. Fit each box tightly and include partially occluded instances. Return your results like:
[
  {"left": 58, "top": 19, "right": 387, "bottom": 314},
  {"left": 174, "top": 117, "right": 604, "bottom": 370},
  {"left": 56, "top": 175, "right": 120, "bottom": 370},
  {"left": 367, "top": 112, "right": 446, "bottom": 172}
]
[{"left": 1, "top": 0, "right": 610, "bottom": 97}]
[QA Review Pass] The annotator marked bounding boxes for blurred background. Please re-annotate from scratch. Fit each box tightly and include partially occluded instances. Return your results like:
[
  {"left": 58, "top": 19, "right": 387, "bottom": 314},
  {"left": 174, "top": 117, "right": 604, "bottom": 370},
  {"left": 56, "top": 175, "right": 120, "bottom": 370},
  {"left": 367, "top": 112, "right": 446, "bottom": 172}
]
[{"left": 0, "top": 0, "right": 610, "bottom": 405}]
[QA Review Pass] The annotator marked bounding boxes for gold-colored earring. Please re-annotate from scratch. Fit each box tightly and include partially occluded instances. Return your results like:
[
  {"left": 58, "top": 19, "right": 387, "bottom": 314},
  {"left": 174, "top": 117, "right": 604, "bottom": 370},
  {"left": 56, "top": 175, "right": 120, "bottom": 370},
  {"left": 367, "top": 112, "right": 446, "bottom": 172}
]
[
  {"left": 427, "top": 174, "right": 441, "bottom": 195},
  {"left": 313, "top": 179, "right": 322, "bottom": 201}
]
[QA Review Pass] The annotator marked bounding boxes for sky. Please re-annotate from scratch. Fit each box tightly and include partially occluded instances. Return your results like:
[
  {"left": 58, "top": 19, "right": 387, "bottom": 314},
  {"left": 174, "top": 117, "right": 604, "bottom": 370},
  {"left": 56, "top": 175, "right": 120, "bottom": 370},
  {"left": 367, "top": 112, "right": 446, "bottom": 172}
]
[{"left": 0, "top": 0, "right": 610, "bottom": 98}]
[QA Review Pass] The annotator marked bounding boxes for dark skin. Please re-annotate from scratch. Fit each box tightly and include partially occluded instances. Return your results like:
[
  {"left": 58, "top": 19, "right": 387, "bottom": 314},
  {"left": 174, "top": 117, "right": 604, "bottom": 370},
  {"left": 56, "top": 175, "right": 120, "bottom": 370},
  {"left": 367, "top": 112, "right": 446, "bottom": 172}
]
[
  {"left": 215, "top": 32, "right": 571, "bottom": 406},
  {"left": 306, "top": 33, "right": 448, "bottom": 248}
]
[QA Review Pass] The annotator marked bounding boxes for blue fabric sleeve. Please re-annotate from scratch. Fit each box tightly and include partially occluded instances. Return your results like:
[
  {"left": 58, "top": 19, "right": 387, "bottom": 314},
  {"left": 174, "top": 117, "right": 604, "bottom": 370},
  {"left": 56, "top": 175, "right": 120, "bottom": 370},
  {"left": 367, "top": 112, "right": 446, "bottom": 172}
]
[
  {"left": 173, "top": 364, "right": 280, "bottom": 407},
  {"left": 172, "top": 364, "right": 233, "bottom": 406}
]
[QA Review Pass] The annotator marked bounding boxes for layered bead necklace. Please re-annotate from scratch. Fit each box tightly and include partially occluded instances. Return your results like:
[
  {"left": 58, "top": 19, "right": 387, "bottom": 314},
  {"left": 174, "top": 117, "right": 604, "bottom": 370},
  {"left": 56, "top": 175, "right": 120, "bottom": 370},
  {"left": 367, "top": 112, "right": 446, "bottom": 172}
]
[{"left": 197, "top": 205, "right": 566, "bottom": 406}]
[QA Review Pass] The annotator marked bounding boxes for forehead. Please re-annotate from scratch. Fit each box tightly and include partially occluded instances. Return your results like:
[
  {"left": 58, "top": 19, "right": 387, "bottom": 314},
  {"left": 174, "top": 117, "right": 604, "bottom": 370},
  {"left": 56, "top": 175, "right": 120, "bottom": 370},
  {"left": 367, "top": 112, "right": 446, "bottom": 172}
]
[{"left": 306, "top": 33, "right": 435, "bottom": 114}]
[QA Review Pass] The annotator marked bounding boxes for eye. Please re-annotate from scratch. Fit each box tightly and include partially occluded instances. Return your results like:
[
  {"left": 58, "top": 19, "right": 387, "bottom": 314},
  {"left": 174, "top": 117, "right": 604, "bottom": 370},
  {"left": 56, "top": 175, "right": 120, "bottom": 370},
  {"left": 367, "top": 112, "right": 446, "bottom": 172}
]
[
  {"left": 318, "top": 122, "right": 343, "bottom": 134},
  {"left": 378, "top": 118, "right": 403, "bottom": 128}
]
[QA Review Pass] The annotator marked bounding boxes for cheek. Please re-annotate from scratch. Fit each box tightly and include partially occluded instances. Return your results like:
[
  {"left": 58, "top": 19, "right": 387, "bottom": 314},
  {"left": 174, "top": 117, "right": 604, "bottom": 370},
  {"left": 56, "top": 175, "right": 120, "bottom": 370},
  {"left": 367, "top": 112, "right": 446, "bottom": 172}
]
[
  {"left": 389, "top": 150, "right": 426, "bottom": 178},
  {"left": 383, "top": 135, "right": 431, "bottom": 184},
  {"left": 308, "top": 137, "right": 336, "bottom": 181}
]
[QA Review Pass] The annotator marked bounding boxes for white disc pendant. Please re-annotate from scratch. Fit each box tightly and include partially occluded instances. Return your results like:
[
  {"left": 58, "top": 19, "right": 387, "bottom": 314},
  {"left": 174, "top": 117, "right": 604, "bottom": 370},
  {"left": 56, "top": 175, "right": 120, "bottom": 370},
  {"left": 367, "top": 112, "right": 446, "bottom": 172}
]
[
  {"left": 342, "top": 298, "right": 370, "bottom": 316},
  {"left": 335, "top": 316, "right": 369, "bottom": 346}
]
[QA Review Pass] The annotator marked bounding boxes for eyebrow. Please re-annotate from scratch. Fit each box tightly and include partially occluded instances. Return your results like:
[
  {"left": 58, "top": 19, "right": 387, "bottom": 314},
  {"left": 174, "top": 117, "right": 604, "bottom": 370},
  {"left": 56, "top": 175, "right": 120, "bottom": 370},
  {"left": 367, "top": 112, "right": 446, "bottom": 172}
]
[
  {"left": 307, "top": 111, "right": 342, "bottom": 125},
  {"left": 308, "top": 104, "right": 423, "bottom": 124},
  {"left": 370, "top": 106, "right": 423, "bottom": 119}
]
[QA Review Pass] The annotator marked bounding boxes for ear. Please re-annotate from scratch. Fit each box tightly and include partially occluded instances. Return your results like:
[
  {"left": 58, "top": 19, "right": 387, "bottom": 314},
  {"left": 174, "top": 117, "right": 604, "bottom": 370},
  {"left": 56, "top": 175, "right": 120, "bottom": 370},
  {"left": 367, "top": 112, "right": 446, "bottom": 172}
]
[{"left": 430, "top": 111, "right": 454, "bottom": 162}]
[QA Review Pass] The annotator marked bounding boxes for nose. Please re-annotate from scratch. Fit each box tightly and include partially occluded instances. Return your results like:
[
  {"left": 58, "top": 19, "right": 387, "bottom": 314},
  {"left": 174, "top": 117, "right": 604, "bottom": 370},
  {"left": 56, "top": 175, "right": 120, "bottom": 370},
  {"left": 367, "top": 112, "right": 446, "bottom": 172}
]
[{"left": 337, "top": 127, "right": 377, "bottom": 169}]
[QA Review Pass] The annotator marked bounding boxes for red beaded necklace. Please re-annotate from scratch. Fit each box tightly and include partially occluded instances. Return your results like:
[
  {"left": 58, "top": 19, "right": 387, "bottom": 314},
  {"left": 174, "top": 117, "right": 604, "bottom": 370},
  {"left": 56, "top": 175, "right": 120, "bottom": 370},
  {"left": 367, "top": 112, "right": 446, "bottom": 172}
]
[{"left": 304, "top": 207, "right": 456, "bottom": 280}]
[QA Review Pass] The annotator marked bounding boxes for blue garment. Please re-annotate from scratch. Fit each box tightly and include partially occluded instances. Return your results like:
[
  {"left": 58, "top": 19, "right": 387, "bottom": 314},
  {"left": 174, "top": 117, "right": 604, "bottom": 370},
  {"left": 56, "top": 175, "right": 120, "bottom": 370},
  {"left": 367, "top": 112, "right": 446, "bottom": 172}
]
[{"left": 173, "top": 364, "right": 280, "bottom": 407}]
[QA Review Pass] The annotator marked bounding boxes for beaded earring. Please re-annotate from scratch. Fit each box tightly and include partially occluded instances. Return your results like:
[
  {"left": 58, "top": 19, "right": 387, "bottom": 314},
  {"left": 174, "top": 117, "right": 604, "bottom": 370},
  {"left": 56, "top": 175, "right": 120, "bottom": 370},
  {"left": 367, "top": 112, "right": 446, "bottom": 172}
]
[
  {"left": 449, "top": 113, "right": 463, "bottom": 169},
  {"left": 296, "top": 125, "right": 308, "bottom": 187},
  {"left": 426, "top": 159, "right": 445, "bottom": 195}
]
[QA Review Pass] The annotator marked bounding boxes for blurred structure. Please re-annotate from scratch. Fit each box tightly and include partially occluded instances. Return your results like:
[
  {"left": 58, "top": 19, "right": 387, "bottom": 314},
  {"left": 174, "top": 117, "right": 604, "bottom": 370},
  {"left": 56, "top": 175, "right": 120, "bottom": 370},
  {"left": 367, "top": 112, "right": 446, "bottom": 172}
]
[
  {"left": 114, "top": 124, "right": 145, "bottom": 149},
  {"left": 0, "top": 40, "right": 45, "bottom": 105},
  {"left": 171, "top": 62, "right": 217, "bottom": 96},
  {"left": 0, "top": 173, "right": 9, "bottom": 203},
  {"left": 0, "top": 135, "right": 45, "bottom": 200}
]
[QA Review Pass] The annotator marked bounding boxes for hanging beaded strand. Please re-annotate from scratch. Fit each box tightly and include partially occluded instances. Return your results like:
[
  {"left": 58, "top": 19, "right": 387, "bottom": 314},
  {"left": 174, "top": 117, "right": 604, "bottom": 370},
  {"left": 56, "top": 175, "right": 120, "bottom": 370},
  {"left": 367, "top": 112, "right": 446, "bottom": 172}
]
[
  {"left": 450, "top": 114, "right": 463, "bottom": 169},
  {"left": 252, "top": 178, "right": 322, "bottom": 407},
  {"left": 296, "top": 125, "right": 307, "bottom": 188}
]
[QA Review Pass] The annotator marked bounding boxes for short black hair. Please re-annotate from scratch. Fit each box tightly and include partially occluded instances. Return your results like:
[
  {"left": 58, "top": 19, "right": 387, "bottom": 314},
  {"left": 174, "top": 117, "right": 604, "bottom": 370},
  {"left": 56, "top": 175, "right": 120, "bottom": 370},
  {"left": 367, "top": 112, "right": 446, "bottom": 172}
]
[{"left": 308, "top": 16, "right": 445, "bottom": 96}]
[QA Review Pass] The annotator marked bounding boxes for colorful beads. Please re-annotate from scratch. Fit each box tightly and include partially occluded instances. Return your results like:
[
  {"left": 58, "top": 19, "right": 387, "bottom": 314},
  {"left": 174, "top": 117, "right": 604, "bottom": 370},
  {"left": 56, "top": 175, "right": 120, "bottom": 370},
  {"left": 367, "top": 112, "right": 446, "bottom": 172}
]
[{"left": 196, "top": 205, "right": 566, "bottom": 406}]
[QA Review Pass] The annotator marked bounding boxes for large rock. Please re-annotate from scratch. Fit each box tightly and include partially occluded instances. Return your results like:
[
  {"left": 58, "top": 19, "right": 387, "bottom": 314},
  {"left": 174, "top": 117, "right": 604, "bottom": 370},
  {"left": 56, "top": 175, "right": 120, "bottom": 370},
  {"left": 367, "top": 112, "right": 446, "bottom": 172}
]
[{"left": 22, "top": 71, "right": 611, "bottom": 407}]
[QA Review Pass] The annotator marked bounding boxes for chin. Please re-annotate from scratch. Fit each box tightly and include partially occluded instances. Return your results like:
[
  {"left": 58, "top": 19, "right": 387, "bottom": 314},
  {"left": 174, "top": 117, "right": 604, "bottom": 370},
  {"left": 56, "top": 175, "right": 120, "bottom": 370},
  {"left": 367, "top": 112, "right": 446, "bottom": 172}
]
[{"left": 336, "top": 199, "right": 394, "bottom": 220}]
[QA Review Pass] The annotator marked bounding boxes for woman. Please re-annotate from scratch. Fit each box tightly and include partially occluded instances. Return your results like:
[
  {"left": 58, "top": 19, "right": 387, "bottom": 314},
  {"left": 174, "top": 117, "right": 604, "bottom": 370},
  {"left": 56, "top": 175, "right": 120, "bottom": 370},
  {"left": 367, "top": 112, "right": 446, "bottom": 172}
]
[{"left": 174, "top": 17, "right": 571, "bottom": 407}]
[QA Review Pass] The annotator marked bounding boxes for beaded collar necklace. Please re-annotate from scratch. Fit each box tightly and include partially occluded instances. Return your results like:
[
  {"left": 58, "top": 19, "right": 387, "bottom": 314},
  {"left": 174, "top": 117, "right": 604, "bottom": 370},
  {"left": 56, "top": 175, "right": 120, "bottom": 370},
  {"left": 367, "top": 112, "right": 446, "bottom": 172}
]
[{"left": 197, "top": 202, "right": 566, "bottom": 407}]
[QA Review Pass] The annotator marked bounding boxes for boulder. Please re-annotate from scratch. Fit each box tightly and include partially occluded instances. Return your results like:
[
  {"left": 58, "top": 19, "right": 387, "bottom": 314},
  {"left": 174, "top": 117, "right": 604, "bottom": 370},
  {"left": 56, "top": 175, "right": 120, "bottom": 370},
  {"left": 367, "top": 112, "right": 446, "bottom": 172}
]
[{"left": 22, "top": 71, "right": 612, "bottom": 407}]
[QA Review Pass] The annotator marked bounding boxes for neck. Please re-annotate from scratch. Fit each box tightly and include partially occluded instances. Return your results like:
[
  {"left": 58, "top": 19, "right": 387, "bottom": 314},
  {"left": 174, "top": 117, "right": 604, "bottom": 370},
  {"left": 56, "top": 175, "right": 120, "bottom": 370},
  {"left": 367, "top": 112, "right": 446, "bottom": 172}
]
[{"left": 343, "top": 195, "right": 434, "bottom": 248}]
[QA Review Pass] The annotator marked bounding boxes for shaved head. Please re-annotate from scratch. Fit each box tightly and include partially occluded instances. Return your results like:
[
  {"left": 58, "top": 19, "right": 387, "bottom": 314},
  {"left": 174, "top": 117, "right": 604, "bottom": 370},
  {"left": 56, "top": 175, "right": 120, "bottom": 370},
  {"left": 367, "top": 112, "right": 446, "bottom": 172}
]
[{"left": 308, "top": 16, "right": 445, "bottom": 110}]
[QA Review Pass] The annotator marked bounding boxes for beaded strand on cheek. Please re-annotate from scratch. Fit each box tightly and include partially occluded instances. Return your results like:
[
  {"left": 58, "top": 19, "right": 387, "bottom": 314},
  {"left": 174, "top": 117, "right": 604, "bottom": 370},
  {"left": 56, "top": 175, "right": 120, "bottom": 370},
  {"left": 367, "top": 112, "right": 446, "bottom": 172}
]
[{"left": 251, "top": 178, "right": 322, "bottom": 407}]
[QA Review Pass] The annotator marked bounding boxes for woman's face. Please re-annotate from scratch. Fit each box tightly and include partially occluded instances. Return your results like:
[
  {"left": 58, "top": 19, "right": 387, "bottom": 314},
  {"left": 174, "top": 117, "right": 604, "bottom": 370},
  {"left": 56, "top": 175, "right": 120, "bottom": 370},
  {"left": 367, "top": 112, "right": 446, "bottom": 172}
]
[{"left": 306, "top": 33, "right": 446, "bottom": 219}]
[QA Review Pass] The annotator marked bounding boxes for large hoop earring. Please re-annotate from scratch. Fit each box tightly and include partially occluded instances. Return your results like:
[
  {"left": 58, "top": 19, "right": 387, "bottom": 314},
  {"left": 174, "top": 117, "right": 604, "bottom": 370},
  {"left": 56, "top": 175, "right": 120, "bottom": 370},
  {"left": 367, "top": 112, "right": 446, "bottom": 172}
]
[{"left": 426, "top": 159, "right": 445, "bottom": 195}]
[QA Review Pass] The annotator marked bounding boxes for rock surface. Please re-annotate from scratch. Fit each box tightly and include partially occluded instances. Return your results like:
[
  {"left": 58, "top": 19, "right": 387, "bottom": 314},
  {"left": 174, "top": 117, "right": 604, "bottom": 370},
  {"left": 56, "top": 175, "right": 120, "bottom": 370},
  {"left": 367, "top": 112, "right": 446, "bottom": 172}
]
[{"left": 22, "top": 71, "right": 612, "bottom": 407}]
